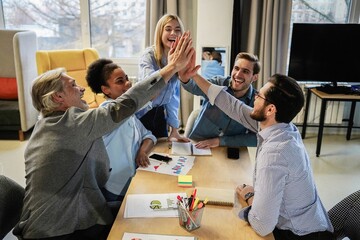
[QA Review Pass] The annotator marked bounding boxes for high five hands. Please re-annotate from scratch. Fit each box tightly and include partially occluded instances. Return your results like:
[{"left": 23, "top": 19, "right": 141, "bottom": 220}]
[
  {"left": 178, "top": 45, "right": 201, "bottom": 83},
  {"left": 168, "top": 31, "right": 196, "bottom": 73}
]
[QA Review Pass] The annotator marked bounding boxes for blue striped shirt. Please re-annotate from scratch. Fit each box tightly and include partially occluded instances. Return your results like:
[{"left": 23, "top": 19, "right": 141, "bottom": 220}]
[
  {"left": 207, "top": 85, "right": 333, "bottom": 236},
  {"left": 136, "top": 46, "right": 180, "bottom": 128}
]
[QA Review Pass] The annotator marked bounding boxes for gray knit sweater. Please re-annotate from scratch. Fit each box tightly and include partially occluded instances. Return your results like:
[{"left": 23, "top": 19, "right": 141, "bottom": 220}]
[{"left": 15, "top": 72, "right": 165, "bottom": 238}]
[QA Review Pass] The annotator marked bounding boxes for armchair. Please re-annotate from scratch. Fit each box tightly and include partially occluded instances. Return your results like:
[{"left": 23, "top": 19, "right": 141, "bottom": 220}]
[
  {"left": 36, "top": 48, "right": 104, "bottom": 108},
  {"left": 0, "top": 30, "right": 39, "bottom": 140}
]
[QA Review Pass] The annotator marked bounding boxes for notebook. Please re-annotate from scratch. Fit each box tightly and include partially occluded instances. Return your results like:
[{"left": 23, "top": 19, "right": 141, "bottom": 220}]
[
  {"left": 196, "top": 187, "right": 235, "bottom": 207},
  {"left": 171, "top": 142, "right": 212, "bottom": 156}
]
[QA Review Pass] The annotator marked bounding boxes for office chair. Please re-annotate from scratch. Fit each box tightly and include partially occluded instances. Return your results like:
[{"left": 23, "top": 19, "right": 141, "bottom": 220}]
[
  {"left": 36, "top": 48, "right": 104, "bottom": 108},
  {"left": 184, "top": 109, "right": 200, "bottom": 137},
  {"left": 0, "top": 175, "right": 25, "bottom": 239},
  {"left": 328, "top": 190, "right": 360, "bottom": 240}
]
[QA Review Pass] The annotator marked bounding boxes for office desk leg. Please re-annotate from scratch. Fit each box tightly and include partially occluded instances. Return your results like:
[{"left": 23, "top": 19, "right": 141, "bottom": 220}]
[
  {"left": 316, "top": 99, "right": 327, "bottom": 157},
  {"left": 346, "top": 101, "right": 356, "bottom": 140},
  {"left": 302, "top": 88, "right": 312, "bottom": 139}
]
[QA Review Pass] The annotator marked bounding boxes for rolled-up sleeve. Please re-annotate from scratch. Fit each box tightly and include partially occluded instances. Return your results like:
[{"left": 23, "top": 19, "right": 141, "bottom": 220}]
[{"left": 208, "top": 85, "right": 227, "bottom": 105}]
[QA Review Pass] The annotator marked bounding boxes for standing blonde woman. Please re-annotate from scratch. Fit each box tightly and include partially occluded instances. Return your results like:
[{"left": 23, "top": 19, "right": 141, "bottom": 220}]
[{"left": 137, "top": 14, "right": 190, "bottom": 142}]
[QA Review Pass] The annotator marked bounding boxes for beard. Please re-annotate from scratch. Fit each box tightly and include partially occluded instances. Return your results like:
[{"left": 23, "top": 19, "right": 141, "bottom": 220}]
[{"left": 250, "top": 106, "right": 266, "bottom": 121}]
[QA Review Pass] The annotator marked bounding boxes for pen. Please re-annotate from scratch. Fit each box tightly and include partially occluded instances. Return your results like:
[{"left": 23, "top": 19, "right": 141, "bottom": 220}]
[{"left": 177, "top": 195, "right": 186, "bottom": 209}]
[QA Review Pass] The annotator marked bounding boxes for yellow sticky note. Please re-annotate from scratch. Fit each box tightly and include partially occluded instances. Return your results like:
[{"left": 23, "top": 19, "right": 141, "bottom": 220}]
[{"left": 178, "top": 175, "right": 193, "bottom": 187}]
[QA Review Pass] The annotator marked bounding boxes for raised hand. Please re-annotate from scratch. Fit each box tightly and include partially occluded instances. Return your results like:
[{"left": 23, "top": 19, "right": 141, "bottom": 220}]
[
  {"left": 178, "top": 49, "right": 201, "bottom": 83},
  {"left": 159, "top": 31, "right": 195, "bottom": 82},
  {"left": 167, "top": 31, "right": 195, "bottom": 73}
]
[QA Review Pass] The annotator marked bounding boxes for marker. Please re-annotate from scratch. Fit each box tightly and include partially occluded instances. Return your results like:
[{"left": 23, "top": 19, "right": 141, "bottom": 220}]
[
  {"left": 189, "top": 188, "right": 197, "bottom": 211},
  {"left": 192, "top": 198, "right": 199, "bottom": 211},
  {"left": 196, "top": 201, "right": 204, "bottom": 209},
  {"left": 177, "top": 195, "right": 186, "bottom": 209}
]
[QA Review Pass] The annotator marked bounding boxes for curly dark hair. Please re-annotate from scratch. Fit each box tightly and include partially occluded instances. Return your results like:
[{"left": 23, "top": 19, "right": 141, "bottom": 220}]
[{"left": 86, "top": 58, "right": 119, "bottom": 94}]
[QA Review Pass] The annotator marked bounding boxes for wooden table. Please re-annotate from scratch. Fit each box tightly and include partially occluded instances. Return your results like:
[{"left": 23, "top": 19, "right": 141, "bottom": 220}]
[
  {"left": 107, "top": 140, "right": 274, "bottom": 240},
  {"left": 302, "top": 88, "right": 360, "bottom": 156}
]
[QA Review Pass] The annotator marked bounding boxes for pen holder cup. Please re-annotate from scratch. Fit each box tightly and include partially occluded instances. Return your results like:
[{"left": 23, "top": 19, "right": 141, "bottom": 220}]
[{"left": 177, "top": 203, "right": 204, "bottom": 232}]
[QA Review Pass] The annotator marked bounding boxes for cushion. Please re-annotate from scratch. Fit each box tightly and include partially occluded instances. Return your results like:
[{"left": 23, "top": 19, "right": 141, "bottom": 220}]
[
  {"left": 0, "top": 100, "right": 21, "bottom": 130},
  {"left": 0, "top": 77, "right": 18, "bottom": 100}
]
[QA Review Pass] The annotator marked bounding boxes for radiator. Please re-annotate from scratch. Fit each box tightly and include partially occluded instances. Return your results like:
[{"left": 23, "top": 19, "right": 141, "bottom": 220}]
[{"left": 293, "top": 84, "right": 345, "bottom": 124}]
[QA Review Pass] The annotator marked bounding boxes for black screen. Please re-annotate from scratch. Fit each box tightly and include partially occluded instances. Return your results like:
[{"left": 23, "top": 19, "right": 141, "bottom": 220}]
[{"left": 288, "top": 23, "right": 360, "bottom": 85}]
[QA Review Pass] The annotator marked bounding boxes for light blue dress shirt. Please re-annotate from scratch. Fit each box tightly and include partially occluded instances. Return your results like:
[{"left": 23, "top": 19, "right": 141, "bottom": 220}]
[
  {"left": 136, "top": 46, "right": 180, "bottom": 129},
  {"left": 101, "top": 100, "right": 157, "bottom": 196},
  {"left": 182, "top": 76, "right": 257, "bottom": 147},
  {"left": 201, "top": 60, "right": 225, "bottom": 79},
  {"left": 207, "top": 85, "right": 333, "bottom": 237}
]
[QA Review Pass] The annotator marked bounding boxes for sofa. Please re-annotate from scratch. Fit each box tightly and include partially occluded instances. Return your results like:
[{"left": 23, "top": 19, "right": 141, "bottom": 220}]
[{"left": 0, "top": 30, "right": 39, "bottom": 140}]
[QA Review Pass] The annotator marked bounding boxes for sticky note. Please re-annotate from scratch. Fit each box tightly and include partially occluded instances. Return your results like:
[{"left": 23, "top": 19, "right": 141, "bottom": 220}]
[{"left": 178, "top": 175, "right": 193, "bottom": 187}]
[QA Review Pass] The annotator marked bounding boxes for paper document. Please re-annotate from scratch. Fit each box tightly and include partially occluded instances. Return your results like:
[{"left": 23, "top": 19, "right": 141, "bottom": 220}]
[
  {"left": 171, "top": 142, "right": 212, "bottom": 156},
  {"left": 138, "top": 152, "right": 195, "bottom": 176},
  {"left": 124, "top": 193, "right": 187, "bottom": 218},
  {"left": 122, "top": 232, "right": 198, "bottom": 240}
]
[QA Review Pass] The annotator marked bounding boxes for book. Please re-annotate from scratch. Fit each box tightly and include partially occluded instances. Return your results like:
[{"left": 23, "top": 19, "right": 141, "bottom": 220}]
[
  {"left": 124, "top": 193, "right": 187, "bottom": 218},
  {"left": 122, "top": 232, "right": 198, "bottom": 240},
  {"left": 196, "top": 187, "right": 235, "bottom": 207},
  {"left": 171, "top": 142, "right": 212, "bottom": 156}
]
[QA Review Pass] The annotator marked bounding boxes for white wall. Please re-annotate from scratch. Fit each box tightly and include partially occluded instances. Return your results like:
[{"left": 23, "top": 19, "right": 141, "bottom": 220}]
[{"left": 194, "top": 0, "right": 233, "bottom": 109}]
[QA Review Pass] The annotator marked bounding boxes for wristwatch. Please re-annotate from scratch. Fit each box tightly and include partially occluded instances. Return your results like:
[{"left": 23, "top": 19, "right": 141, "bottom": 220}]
[{"left": 244, "top": 192, "right": 254, "bottom": 203}]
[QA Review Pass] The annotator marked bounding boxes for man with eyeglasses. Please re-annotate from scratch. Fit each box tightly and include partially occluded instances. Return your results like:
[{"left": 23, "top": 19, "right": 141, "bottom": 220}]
[
  {"left": 180, "top": 52, "right": 259, "bottom": 149},
  {"left": 179, "top": 56, "right": 334, "bottom": 239}
]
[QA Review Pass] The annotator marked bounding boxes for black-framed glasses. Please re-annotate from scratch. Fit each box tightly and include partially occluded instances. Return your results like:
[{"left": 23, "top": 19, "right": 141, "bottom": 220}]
[{"left": 254, "top": 90, "right": 273, "bottom": 104}]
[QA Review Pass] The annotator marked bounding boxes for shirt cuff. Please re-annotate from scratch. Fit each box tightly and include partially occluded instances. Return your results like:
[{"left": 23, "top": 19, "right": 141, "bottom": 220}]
[
  {"left": 149, "top": 70, "right": 162, "bottom": 85},
  {"left": 238, "top": 206, "right": 252, "bottom": 223},
  {"left": 208, "top": 85, "right": 226, "bottom": 105},
  {"left": 167, "top": 117, "right": 180, "bottom": 129}
]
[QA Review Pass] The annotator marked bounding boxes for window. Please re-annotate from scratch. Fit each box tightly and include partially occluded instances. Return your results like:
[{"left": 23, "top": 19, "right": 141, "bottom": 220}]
[
  {"left": 291, "top": 0, "right": 351, "bottom": 24},
  {"left": 0, "top": 0, "right": 146, "bottom": 59},
  {"left": 89, "top": 0, "right": 146, "bottom": 58}
]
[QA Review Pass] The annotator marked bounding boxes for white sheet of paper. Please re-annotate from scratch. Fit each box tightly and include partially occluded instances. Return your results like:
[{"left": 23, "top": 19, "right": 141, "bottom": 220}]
[
  {"left": 124, "top": 193, "right": 187, "bottom": 218},
  {"left": 122, "top": 232, "right": 197, "bottom": 240},
  {"left": 138, "top": 152, "right": 195, "bottom": 176}
]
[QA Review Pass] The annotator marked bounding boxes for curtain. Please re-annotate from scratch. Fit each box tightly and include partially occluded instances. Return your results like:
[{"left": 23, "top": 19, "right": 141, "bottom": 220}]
[
  {"left": 145, "top": 0, "right": 196, "bottom": 131},
  {"left": 231, "top": 0, "right": 292, "bottom": 88}
]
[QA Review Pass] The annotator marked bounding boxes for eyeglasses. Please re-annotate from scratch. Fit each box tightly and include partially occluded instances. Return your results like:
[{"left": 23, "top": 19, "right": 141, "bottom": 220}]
[{"left": 254, "top": 90, "right": 273, "bottom": 104}]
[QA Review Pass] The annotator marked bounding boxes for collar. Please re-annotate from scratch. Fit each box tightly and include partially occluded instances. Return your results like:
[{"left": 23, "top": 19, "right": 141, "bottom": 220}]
[{"left": 227, "top": 83, "right": 255, "bottom": 104}]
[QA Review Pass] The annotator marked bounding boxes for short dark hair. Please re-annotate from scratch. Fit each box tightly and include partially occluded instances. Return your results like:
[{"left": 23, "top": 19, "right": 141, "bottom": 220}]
[
  {"left": 234, "top": 52, "right": 261, "bottom": 74},
  {"left": 211, "top": 51, "right": 222, "bottom": 63},
  {"left": 86, "top": 58, "right": 119, "bottom": 94},
  {"left": 265, "top": 74, "right": 304, "bottom": 123}
]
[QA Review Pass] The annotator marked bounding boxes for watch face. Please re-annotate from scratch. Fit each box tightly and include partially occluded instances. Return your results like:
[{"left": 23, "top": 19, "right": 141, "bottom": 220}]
[{"left": 245, "top": 192, "right": 254, "bottom": 200}]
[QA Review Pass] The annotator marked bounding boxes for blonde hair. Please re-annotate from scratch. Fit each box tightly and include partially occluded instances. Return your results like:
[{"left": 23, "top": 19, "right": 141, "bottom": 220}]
[
  {"left": 31, "top": 68, "right": 65, "bottom": 117},
  {"left": 153, "top": 14, "right": 185, "bottom": 68}
]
